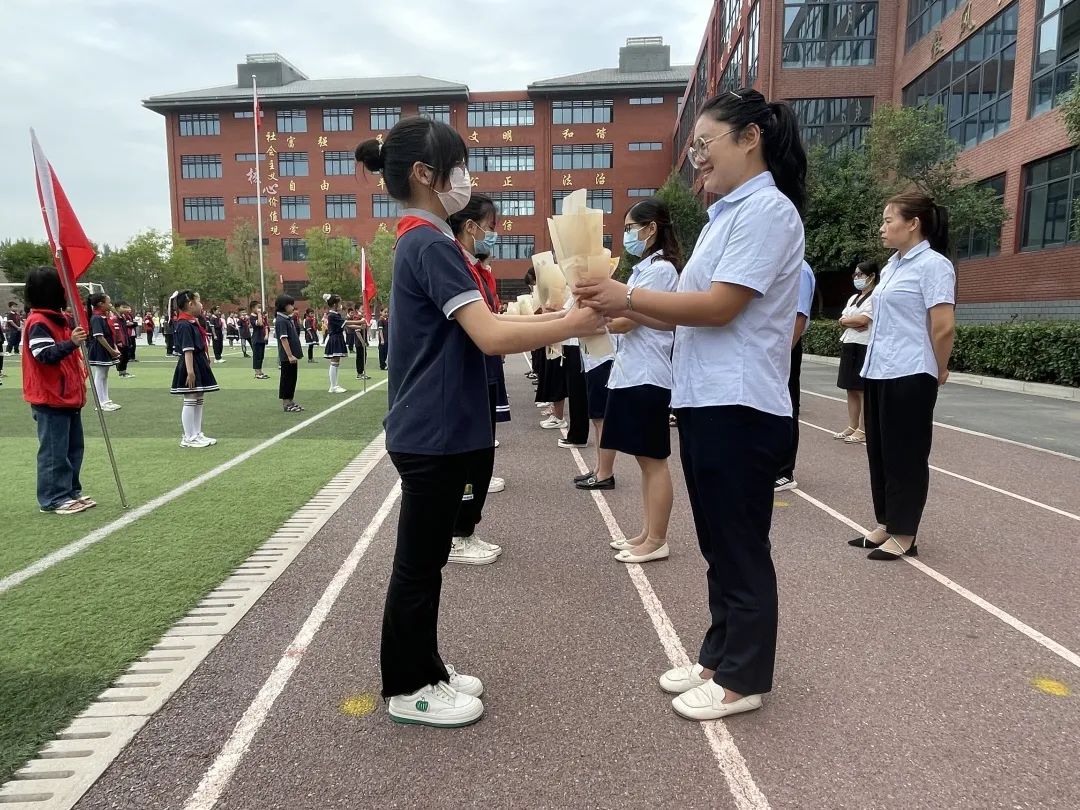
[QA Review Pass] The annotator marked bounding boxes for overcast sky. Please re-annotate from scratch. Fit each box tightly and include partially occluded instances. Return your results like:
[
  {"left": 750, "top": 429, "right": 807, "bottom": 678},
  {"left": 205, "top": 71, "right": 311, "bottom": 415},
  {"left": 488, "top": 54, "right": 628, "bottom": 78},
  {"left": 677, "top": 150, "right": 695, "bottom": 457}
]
[{"left": 2, "top": 0, "right": 710, "bottom": 248}]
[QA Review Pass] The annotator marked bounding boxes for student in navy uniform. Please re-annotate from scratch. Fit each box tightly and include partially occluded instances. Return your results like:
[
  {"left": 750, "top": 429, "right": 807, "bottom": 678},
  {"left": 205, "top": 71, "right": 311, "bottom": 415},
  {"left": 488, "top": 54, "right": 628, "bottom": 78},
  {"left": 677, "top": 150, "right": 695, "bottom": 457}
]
[
  {"left": 354, "top": 116, "right": 604, "bottom": 729},
  {"left": 170, "top": 290, "right": 219, "bottom": 448},
  {"left": 303, "top": 308, "right": 319, "bottom": 363},
  {"left": 109, "top": 306, "right": 132, "bottom": 379},
  {"left": 324, "top": 294, "right": 364, "bottom": 393},
  {"left": 576, "top": 88, "right": 806, "bottom": 723},
  {"left": 353, "top": 316, "right": 370, "bottom": 380},
  {"left": 249, "top": 301, "right": 270, "bottom": 380},
  {"left": 376, "top": 306, "right": 389, "bottom": 370},
  {"left": 87, "top": 292, "right": 122, "bottom": 411},
  {"left": 22, "top": 266, "right": 94, "bottom": 515},
  {"left": 848, "top": 192, "right": 956, "bottom": 561},
  {"left": 237, "top": 307, "right": 251, "bottom": 358},
  {"left": 774, "top": 260, "right": 816, "bottom": 492},
  {"left": 275, "top": 294, "right": 304, "bottom": 412}
]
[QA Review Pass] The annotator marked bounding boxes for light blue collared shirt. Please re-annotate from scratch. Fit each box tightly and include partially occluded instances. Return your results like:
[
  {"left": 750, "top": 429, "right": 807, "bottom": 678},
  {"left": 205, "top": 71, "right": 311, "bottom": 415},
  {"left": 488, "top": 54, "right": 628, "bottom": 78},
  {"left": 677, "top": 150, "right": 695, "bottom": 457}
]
[{"left": 609, "top": 250, "right": 678, "bottom": 390}]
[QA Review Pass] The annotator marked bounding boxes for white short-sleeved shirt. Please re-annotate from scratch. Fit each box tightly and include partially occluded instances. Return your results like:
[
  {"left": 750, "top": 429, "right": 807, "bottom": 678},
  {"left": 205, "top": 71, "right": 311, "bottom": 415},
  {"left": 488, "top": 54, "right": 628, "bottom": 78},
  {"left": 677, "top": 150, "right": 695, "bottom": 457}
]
[
  {"left": 671, "top": 172, "right": 805, "bottom": 415},
  {"left": 797, "top": 261, "right": 816, "bottom": 329},
  {"left": 609, "top": 251, "right": 678, "bottom": 390},
  {"left": 840, "top": 292, "right": 873, "bottom": 345},
  {"left": 582, "top": 346, "right": 613, "bottom": 372},
  {"left": 861, "top": 241, "right": 956, "bottom": 380}
]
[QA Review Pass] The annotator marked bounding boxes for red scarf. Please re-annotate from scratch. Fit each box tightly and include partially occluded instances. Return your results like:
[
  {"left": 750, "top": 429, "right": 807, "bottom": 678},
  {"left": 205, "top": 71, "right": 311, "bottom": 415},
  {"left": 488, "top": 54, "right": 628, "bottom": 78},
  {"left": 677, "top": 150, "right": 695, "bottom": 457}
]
[
  {"left": 176, "top": 311, "right": 209, "bottom": 350},
  {"left": 397, "top": 215, "right": 497, "bottom": 312}
]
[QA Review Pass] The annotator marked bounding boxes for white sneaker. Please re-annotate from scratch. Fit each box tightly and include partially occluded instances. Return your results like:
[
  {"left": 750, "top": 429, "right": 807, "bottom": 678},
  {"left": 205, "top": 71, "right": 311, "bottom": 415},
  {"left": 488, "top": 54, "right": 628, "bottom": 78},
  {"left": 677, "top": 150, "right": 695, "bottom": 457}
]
[
  {"left": 487, "top": 477, "right": 505, "bottom": 494},
  {"left": 448, "top": 536, "right": 498, "bottom": 565},
  {"left": 328, "top": 385, "right": 348, "bottom": 394},
  {"left": 101, "top": 401, "right": 122, "bottom": 412},
  {"left": 445, "top": 665, "right": 484, "bottom": 697},
  {"left": 774, "top": 477, "right": 797, "bottom": 492},
  {"left": 535, "top": 401, "right": 551, "bottom": 409},
  {"left": 180, "top": 436, "right": 213, "bottom": 448},
  {"left": 540, "top": 417, "right": 568, "bottom": 430},
  {"left": 557, "top": 438, "right": 587, "bottom": 449},
  {"left": 196, "top": 433, "right": 218, "bottom": 446},
  {"left": 671, "top": 680, "right": 763, "bottom": 721},
  {"left": 387, "top": 681, "right": 483, "bottom": 728},
  {"left": 659, "top": 663, "right": 709, "bottom": 695},
  {"left": 470, "top": 536, "right": 503, "bottom": 557}
]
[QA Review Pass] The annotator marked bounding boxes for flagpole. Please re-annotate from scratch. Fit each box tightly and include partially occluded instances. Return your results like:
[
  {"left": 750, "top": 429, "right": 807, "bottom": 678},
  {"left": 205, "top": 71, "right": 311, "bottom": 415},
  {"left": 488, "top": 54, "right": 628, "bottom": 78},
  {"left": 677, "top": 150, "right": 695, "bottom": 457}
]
[
  {"left": 253, "top": 75, "right": 267, "bottom": 310},
  {"left": 360, "top": 247, "right": 367, "bottom": 394},
  {"left": 57, "top": 252, "right": 129, "bottom": 509}
]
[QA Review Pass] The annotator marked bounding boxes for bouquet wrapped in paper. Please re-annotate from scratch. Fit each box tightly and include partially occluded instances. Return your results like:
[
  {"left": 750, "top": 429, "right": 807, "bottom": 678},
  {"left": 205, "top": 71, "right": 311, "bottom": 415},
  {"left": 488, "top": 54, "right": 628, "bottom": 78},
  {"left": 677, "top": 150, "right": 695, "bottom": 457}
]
[
  {"left": 532, "top": 251, "right": 567, "bottom": 311},
  {"left": 516, "top": 293, "right": 537, "bottom": 317}
]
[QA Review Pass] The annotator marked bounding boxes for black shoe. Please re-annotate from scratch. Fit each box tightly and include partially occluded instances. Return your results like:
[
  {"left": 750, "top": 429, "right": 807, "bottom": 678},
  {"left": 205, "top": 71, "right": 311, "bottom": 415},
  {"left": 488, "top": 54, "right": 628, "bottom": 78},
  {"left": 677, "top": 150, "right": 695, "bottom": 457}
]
[
  {"left": 847, "top": 535, "right": 885, "bottom": 549},
  {"left": 573, "top": 470, "right": 595, "bottom": 484},
  {"left": 867, "top": 539, "right": 918, "bottom": 560},
  {"left": 576, "top": 475, "right": 615, "bottom": 491}
]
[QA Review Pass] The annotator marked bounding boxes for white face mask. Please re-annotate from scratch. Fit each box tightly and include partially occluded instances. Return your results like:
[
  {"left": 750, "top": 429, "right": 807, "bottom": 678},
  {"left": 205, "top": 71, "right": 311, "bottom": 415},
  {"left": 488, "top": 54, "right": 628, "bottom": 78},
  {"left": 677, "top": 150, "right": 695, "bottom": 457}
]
[
  {"left": 428, "top": 165, "right": 472, "bottom": 216},
  {"left": 853, "top": 277, "right": 868, "bottom": 291}
]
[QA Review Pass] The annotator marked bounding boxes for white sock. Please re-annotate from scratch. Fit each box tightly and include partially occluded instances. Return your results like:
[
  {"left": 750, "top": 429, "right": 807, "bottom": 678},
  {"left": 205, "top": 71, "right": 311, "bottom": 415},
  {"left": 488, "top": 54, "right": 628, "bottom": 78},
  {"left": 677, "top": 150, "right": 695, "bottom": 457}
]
[
  {"left": 93, "top": 366, "right": 108, "bottom": 403},
  {"left": 329, "top": 364, "right": 339, "bottom": 388},
  {"left": 182, "top": 400, "right": 197, "bottom": 440},
  {"left": 195, "top": 399, "right": 205, "bottom": 436}
]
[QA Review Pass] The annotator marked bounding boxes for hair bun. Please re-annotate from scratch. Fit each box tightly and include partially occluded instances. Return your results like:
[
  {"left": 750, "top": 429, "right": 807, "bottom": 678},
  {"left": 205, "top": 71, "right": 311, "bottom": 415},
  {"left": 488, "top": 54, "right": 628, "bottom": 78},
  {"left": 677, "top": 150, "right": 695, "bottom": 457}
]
[{"left": 355, "top": 139, "right": 385, "bottom": 172}]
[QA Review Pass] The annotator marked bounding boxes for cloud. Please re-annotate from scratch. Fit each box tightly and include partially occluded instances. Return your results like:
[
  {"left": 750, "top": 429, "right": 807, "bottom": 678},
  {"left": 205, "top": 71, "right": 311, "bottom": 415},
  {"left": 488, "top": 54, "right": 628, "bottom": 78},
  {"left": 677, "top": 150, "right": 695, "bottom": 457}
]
[{"left": 1, "top": 0, "right": 712, "bottom": 247}]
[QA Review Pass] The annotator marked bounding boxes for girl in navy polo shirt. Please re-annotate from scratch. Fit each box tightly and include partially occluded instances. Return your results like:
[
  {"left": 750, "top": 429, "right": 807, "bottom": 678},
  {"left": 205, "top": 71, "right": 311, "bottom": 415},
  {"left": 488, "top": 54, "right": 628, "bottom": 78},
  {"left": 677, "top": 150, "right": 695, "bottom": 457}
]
[
  {"left": 355, "top": 117, "right": 604, "bottom": 729},
  {"left": 170, "top": 290, "right": 219, "bottom": 448},
  {"left": 323, "top": 294, "right": 364, "bottom": 393},
  {"left": 87, "top": 292, "right": 121, "bottom": 411}
]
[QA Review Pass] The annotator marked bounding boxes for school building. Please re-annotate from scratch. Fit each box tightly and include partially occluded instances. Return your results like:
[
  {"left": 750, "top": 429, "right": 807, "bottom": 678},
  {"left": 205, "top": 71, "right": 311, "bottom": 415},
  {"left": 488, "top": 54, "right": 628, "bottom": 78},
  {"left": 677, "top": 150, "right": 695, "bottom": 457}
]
[
  {"left": 677, "top": 0, "right": 1080, "bottom": 322},
  {"left": 143, "top": 40, "right": 690, "bottom": 302}
]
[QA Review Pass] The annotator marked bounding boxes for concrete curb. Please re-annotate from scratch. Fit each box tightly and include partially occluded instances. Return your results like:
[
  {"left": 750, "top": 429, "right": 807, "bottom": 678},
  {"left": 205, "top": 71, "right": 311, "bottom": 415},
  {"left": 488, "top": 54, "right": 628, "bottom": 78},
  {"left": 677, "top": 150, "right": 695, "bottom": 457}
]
[{"left": 804, "top": 354, "right": 1080, "bottom": 402}]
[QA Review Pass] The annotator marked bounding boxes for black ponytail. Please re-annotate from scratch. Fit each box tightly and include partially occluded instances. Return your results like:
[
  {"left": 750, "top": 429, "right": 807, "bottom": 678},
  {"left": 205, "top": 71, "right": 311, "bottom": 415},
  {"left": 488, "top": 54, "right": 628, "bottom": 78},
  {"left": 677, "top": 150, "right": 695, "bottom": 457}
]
[
  {"left": 355, "top": 117, "right": 467, "bottom": 203},
  {"left": 87, "top": 292, "right": 107, "bottom": 324},
  {"left": 698, "top": 88, "right": 807, "bottom": 215},
  {"left": 888, "top": 192, "right": 950, "bottom": 255},
  {"left": 626, "top": 197, "right": 685, "bottom": 271}
]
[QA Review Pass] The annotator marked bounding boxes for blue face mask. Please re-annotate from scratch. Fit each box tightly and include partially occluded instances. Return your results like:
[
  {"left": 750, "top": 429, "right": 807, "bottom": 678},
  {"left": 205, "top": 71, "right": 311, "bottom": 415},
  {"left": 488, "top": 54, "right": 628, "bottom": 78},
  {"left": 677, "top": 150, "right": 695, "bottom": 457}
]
[
  {"left": 472, "top": 225, "right": 498, "bottom": 257},
  {"left": 623, "top": 227, "right": 647, "bottom": 257}
]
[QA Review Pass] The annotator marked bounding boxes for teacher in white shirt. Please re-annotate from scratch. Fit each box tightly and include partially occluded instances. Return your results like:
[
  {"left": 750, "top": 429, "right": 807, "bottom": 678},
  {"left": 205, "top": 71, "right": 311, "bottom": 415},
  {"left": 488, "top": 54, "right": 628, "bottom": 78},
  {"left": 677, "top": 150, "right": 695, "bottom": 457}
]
[
  {"left": 849, "top": 192, "right": 956, "bottom": 560},
  {"left": 833, "top": 260, "right": 878, "bottom": 443},
  {"left": 575, "top": 88, "right": 806, "bottom": 722}
]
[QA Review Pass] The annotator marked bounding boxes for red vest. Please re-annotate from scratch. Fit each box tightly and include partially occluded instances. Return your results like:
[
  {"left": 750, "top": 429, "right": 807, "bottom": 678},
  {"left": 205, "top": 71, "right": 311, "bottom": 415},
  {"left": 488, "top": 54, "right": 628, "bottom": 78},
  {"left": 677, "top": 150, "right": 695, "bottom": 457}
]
[{"left": 22, "top": 310, "right": 88, "bottom": 409}]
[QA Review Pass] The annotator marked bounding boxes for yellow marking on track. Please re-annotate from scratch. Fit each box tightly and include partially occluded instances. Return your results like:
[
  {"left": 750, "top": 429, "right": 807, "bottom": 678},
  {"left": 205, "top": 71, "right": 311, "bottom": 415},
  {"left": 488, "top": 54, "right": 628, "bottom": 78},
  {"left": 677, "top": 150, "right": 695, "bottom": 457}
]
[
  {"left": 1032, "top": 677, "right": 1071, "bottom": 697},
  {"left": 774, "top": 500, "right": 789, "bottom": 508},
  {"left": 341, "top": 693, "right": 377, "bottom": 717}
]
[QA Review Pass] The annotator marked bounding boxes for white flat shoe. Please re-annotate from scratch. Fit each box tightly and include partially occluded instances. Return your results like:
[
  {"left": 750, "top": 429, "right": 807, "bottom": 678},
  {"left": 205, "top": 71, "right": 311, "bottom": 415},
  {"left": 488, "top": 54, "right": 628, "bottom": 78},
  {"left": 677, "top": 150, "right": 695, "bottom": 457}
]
[
  {"left": 659, "top": 663, "right": 708, "bottom": 695},
  {"left": 615, "top": 543, "right": 669, "bottom": 564},
  {"left": 672, "top": 680, "right": 762, "bottom": 721},
  {"left": 610, "top": 539, "right": 636, "bottom": 550}
]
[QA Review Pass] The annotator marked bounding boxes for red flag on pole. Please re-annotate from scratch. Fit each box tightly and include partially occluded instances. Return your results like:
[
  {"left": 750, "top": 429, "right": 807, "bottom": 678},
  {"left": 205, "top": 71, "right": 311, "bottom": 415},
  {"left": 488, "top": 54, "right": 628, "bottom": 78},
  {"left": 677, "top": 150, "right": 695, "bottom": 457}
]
[
  {"left": 361, "top": 249, "right": 378, "bottom": 322},
  {"left": 31, "top": 128, "right": 96, "bottom": 329}
]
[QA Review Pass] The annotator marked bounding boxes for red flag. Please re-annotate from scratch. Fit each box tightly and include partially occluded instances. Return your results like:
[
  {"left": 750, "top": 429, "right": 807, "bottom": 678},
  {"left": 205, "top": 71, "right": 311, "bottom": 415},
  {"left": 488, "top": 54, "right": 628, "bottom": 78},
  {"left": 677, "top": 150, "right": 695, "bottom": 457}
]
[
  {"left": 361, "top": 249, "right": 378, "bottom": 322},
  {"left": 31, "top": 129, "right": 96, "bottom": 329}
]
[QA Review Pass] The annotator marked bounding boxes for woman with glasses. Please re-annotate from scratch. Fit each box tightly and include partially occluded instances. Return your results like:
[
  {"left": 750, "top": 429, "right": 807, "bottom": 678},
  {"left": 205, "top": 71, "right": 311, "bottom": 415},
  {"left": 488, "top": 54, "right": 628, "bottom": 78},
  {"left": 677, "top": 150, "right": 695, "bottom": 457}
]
[{"left": 575, "top": 88, "right": 806, "bottom": 722}]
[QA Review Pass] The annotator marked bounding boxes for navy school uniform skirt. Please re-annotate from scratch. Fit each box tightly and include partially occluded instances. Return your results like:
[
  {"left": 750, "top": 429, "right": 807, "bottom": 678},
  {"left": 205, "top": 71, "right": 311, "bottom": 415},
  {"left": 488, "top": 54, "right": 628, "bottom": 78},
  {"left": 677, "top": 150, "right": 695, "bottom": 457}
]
[
  {"left": 324, "top": 332, "right": 348, "bottom": 358},
  {"left": 170, "top": 350, "right": 219, "bottom": 394},
  {"left": 585, "top": 360, "right": 613, "bottom": 420},
  {"left": 601, "top": 384, "right": 672, "bottom": 459}
]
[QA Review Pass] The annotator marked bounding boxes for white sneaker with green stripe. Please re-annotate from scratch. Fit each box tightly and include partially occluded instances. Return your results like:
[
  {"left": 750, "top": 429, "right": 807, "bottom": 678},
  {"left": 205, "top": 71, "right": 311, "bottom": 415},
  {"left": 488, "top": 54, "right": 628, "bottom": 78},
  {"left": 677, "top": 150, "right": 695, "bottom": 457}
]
[{"left": 388, "top": 681, "right": 483, "bottom": 728}]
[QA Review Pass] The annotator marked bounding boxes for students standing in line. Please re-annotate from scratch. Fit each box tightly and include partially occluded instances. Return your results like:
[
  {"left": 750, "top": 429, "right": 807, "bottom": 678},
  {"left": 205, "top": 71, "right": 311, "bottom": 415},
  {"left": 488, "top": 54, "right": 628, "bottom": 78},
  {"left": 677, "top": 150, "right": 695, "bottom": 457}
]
[
  {"left": 87, "top": 293, "right": 122, "bottom": 411},
  {"left": 576, "top": 89, "right": 806, "bottom": 722},
  {"left": 597, "top": 198, "right": 681, "bottom": 565},
  {"left": 774, "top": 260, "right": 816, "bottom": 492},
  {"left": 848, "top": 193, "right": 956, "bottom": 561},
  {"left": 170, "top": 290, "right": 219, "bottom": 448},
  {"left": 354, "top": 116, "right": 604, "bottom": 729},
  {"left": 834, "top": 261, "right": 878, "bottom": 442},
  {"left": 275, "top": 295, "right": 304, "bottom": 412},
  {"left": 250, "top": 301, "right": 270, "bottom": 380}
]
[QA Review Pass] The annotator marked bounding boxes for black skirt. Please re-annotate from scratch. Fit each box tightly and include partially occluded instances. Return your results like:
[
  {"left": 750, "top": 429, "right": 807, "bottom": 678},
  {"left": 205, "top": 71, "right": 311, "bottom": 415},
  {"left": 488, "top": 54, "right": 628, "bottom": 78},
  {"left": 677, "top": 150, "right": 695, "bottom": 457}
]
[
  {"left": 601, "top": 384, "right": 672, "bottom": 459},
  {"left": 585, "top": 361, "right": 613, "bottom": 420},
  {"left": 536, "top": 355, "right": 567, "bottom": 403},
  {"left": 324, "top": 333, "right": 348, "bottom": 358},
  {"left": 170, "top": 350, "right": 219, "bottom": 394},
  {"left": 837, "top": 342, "right": 868, "bottom": 391}
]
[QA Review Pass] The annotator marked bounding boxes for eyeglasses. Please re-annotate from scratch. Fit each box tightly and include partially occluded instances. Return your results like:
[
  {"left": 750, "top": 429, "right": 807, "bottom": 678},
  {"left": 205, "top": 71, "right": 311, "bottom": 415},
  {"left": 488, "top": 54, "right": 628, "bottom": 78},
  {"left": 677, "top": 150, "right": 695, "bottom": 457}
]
[{"left": 687, "top": 128, "right": 736, "bottom": 168}]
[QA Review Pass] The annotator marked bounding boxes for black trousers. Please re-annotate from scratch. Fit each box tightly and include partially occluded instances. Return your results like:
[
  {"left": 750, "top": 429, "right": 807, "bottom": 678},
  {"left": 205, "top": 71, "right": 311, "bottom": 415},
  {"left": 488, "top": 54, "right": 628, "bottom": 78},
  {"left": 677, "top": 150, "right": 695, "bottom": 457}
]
[
  {"left": 452, "top": 384, "right": 498, "bottom": 538},
  {"left": 865, "top": 374, "right": 938, "bottom": 537},
  {"left": 563, "top": 345, "right": 589, "bottom": 445},
  {"left": 307, "top": 344, "right": 315, "bottom": 362},
  {"left": 239, "top": 337, "right": 250, "bottom": 357},
  {"left": 116, "top": 345, "right": 129, "bottom": 374},
  {"left": 355, "top": 344, "right": 366, "bottom": 376},
  {"left": 532, "top": 348, "right": 546, "bottom": 400},
  {"left": 212, "top": 336, "right": 223, "bottom": 362},
  {"left": 145, "top": 332, "right": 153, "bottom": 346},
  {"left": 252, "top": 341, "right": 266, "bottom": 371},
  {"left": 382, "top": 448, "right": 488, "bottom": 697},
  {"left": 165, "top": 333, "right": 174, "bottom": 355},
  {"left": 346, "top": 329, "right": 356, "bottom": 353},
  {"left": 677, "top": 405, "right": 791, "bottom": 696},
  {"left": 777, "top": 339, "right": 803, "bottom": 480},
  {"left": 378, "top": 343, "right": 388, "bottom": 370},
  {"left": 279, "top": 360, "right": 298, "bottom": 400}
]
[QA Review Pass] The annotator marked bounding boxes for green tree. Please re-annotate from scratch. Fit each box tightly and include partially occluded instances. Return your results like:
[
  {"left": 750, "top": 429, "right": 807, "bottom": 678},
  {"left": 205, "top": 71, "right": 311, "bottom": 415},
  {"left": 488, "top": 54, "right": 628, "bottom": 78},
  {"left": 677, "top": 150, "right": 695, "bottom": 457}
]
[
  {"left": 85, "top": 229, "right": 176, "bottom": 311},
  {"left": 226, "top": 219, "right": 271, "bottom": 305},
  {"left": 0, "top": 239, "right": 52, "bottom": 286},
  {"left": 365, "top": 223, "right": 395, "bottom": 308},
  {"left": 302, "top": 228, "right": 359, "bottom": 303},
  {"left": 191, "top": 238, "right": 252, "bottom": 305},
  {"left": 657, "top": 170, "right": 707, "bottom": 261},
  {"left": 804, "top": 145, "right": 886, "bottom": 273}
]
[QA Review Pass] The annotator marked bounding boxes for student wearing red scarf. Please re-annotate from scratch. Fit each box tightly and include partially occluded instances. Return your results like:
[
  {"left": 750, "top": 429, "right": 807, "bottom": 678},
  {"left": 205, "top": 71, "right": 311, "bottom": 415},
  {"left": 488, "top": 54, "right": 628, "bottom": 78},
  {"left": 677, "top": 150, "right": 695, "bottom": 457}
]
[{"left": 169, "top": 290, "right": 219, "bottom": 448}]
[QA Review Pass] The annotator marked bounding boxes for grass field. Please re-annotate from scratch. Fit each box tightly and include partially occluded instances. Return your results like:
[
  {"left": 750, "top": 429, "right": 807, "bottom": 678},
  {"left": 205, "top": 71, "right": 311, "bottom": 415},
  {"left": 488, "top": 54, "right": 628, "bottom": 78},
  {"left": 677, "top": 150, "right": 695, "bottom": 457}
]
[{"left": 0, "top": 341, "right": 388, "bottom": 782}]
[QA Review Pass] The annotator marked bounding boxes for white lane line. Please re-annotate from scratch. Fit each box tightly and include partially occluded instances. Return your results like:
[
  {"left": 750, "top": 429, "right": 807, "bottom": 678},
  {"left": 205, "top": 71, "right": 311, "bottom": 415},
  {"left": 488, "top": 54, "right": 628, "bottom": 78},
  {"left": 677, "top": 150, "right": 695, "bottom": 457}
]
[
  {"left": 801, "top": 388, "right": 1080, "bottom": 462},
  {"left": 0, "top": 381, "right": 388, "bottom": 596},
  {"left": 182, "top": 480, "right": 401, "bottom": 810},
  {"left": 566, "top": 444, "right": 770, "bottom": 810},
  {"left": 799, "top": 418, "right": 1080, "bottom": 524},
  {"left": 792, "top": 487, "right": 1080, "bottom": 671}
]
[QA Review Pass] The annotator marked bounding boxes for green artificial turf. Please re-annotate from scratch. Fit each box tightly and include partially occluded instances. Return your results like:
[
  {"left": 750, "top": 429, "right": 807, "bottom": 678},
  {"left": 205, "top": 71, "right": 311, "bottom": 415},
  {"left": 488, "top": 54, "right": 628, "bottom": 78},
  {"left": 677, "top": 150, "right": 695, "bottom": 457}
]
[{"left": 0, "top": 343, "right": 388, "bottom": 782}]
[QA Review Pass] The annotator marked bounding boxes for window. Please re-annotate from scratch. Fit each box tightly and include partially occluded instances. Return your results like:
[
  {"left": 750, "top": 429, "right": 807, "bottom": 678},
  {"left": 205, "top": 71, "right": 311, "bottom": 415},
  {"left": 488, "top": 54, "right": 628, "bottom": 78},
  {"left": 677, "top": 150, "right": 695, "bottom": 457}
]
[
  {"left": 629, "top": 142, "right": 663, "bottom": 151},
  {"left": 322, "top": 108, "right": 353, "bottom": 131},
  {"left": 281, "top": 195, "right": 311, "bottom": 220},
  {"left": 234, "top": 195, "right": 268, "bottom": 205},
  {"left": 371, "top": 106, "right": 400, "bottom": 130},
  {"left": 726, "top": 0, "right": 742, "bottom": 39},
  {"left": 957, "top": 175, "right": 1006, "bottom": 259},
  {"left": 628, "top": 188, "right": 658, "bottom": 197},
  {"left": 552, "top": 144, "right": 613, "bottom": 170},
  {"left": 747, "top": 2, "right": 761, "bottom": 84},
  {"left": 234, "top": 110, "right": 264, "bottom": 119},
  {"left": 782, "top": 1, "right": 878, "bottom": 68},
  {"left": 324, "top": 151, "right": 356, "bottom": 176},
  {"left": 467, "top": 101, "right": 534, "bottom": 127},
  {"left": 722, "top": 37, "right": 744, "bottom": 90},
  {"left": 277, "top": 109, "right": 308, "bottom": 133},
  {"left": 603, "top": 234, "right": 614, "bottom": 251},
  {"left": 1022, "top": 149, "right": 1080, "bottom": 250},
  {"left": 469, "top": 147, "right": 536, "bottom": 173},
  {"left": 279, "top": 152, "right": 309, "bottom": 177},
  {"left": 552, "top": 100, "right": 614, "bottom": 124},
  {"left": 181, "top": 155, "right": 222, "bottom": 179},
  {"left": 235, "top": 152, "right": 266, "bottom": 162},
  {"left": 629, "top": 97, "right": 664, "bottom": 105},
  {"left": 491, "top": 235, "right": 535, "bottom": 260},
  {"left": 326, "top": 194, "right": 356, "bottom": 219},
  {"left": 553, "top": 189, "right": 613, "bottom": 214},
  {"left": 903, "top": 4, "right": 1017, "bottom": 150},
  {"left": 373, "top": 194, "right": 403, "bottom": 218},
  {"left": 1031, "top": 0, "right": 1080, "bottom": 116},
  {"left": 183, "top": 197, "right": 224, "bottom": 221},
  {"left": 486, "top": 191, "right": 535, "bottom": 216},
  {"left": 419, "top": 104, "right": 451, "bottom": 124},
  {"left": 282, "top": 280, "right": 308, "bottom": 297},
  {"left": 179, "top": 113, "right": 219, "bottom": 136},
  {"left": 282, "top": 239, "right": 308, "bottom": 262},
  {"left": 906, "top": 0, "right": 963, "bottom": 50},
  {"left": 792, "top": 97, "right": 873, "bottom": 153}
]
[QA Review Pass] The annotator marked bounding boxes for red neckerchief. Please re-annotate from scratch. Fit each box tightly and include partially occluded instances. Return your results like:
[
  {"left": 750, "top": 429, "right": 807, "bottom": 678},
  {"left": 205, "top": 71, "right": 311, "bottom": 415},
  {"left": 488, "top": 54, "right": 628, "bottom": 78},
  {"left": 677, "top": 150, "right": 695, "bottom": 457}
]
[
  {"left": 397, "top": 216, "right": 499, "bottom": 314},
  {"left": 176, "top": 311, "right": 210, "bottom": 349}
]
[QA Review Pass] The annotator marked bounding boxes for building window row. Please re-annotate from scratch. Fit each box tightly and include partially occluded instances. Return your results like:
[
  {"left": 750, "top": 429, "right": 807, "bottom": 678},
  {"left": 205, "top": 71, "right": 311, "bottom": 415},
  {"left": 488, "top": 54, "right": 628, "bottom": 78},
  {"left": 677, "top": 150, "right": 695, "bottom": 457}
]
[
  {"left": 491, "top": 235, "right": 535, "bottom": 260},
  {"left": 782, "top": 1, "right": 878, "bottom": 68},
  {"left": 234, "top": 110, "right": 264, "bottom": 119},
  {"left": 957, "top": 175, "right": 1006, "bottom": 260},
  {"left": 323, "top": 108, "right": 353, "bottom": 131},
  {"left": 1023, "top": 148, "right": 1080, "bottom": 251},
  {"left": 1031, "top": 0, "right": 1080, "bottom": 116},
  {"left": 553, "top": 189, "right": 613, "bottom": 214},
  {"left": 629, "top": 97, "right": 664, "bottom": 105},
  {"left": 484, "top": 191, "right": 536, "bottom": 216},
  {"left": 183, "top": 196, "right": 225, "bottom": 221},
  {"left": 906, "top": 0, "right": 963, "bottom": 50},
  {"left": 181, "top": 154, "right": 222, "bottom": 179},
  {"left": 279, "top": 152, "right": 309, "bottom": 177},
  {"left": 373, "top": 194, "right": 403, "bottom": 219},
  {"left": 282, "top": 238, "right": 308, "bottom": 262},
  {"left": 552, "top": 144, "right": 613, "bottom": 170},
  {"left": 628, "top": 188, "right": 658, "bottom": 197},
  {"left": 179, "top": 113, "right": 219, "bottom": 137},
  {"left": 324, "top": 151, "right": 356, "bottom": 175},
  {"left": 235, "top": 152, "right": 266, "bottom": 162},
  {"left": 419, "top": 104, "right": 451, "bottom": 124},
  {"left": 468, "top": 101, "right": 535, "bottom": 127},
  {"left": 371, "top": 106, "right": 401, "bottom": 130},
  {"left": 277, "top": 109, "right": 307, "bottom": 133},
  {"left": 629, "top": 142, "right": 663, "bottom": 152},
  {"left": 469, "top": 146, "right": 536, "bottom": 173},
  {"left": 792, "top": 96, "right": 873, "bottom": 153},
  {"left": 326, "top": 194, "right": 356, "bottom": 219},
  {"left": 552, "top": 99, "right": 614, "bottom": 124},
  {"left": 281, "top": 195, "right": 310, "bottom": 219},
  {"left": 234, "top": 195, "right": 268, "bottom": 205}
]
